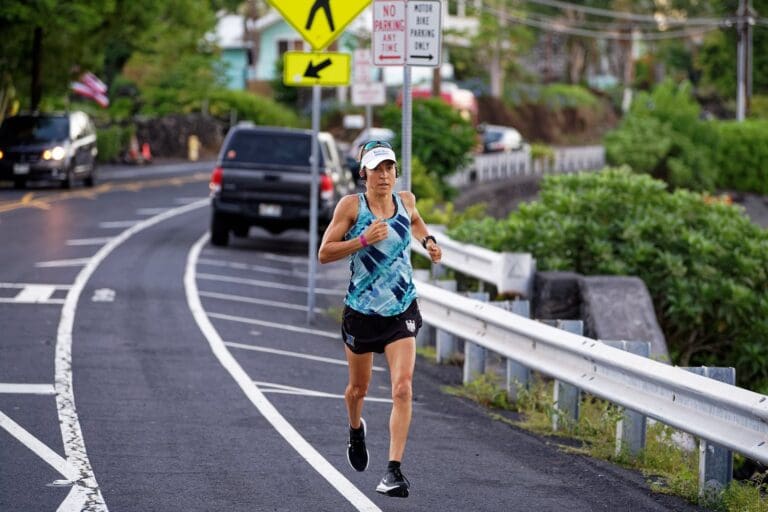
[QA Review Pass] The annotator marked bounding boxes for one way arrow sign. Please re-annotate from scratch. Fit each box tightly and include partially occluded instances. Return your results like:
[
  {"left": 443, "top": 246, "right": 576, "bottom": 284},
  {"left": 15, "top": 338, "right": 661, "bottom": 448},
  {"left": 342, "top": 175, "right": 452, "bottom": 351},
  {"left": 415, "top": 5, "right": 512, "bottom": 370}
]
[{"left": 283, "top": 52, "right": 351, "bottom": 87}]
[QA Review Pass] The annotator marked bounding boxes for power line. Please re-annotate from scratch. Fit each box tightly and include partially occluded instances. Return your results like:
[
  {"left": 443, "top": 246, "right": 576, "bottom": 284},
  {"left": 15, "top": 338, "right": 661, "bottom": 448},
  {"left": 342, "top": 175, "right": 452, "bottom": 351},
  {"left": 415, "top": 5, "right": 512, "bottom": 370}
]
[
  {"left": 483, "top": 6, "right": 721, "bottom": 41},
  {"left": 521, "top": 0, "right": 726, "bottom": 25},
  {"left": 522, "top": 10, "right": 724, "bottom": 32}
]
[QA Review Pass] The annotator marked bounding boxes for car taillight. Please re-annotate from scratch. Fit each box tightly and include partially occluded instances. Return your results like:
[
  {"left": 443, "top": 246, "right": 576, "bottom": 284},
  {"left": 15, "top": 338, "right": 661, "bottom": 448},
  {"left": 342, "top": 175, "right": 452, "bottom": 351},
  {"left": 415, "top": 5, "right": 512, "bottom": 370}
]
[
  {"left": 210, "top": 166, "right": 223, "bottom": 193},
  {"left": 320, "top": 174, "right": 334, "bottom": 201}
]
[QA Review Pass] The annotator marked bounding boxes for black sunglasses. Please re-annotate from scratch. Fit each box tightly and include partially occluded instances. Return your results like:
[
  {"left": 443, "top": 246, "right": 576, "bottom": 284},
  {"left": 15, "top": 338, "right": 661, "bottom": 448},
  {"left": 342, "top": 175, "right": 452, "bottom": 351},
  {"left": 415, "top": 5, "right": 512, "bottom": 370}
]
[{"left": 358, "top": 140, "right": 393, "bottom": 161}]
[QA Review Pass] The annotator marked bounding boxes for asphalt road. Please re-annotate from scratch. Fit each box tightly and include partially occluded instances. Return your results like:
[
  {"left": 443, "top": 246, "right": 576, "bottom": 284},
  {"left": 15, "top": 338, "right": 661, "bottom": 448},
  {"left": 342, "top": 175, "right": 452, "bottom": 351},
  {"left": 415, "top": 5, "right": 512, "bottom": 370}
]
[{"left": 0, "top": 162, "right": 708, "bottom": 511}]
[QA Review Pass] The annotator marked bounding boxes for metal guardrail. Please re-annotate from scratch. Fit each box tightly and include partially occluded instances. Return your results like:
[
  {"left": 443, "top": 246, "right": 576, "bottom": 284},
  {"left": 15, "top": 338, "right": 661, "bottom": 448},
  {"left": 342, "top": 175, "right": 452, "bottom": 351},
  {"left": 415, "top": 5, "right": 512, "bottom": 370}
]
[
  {"left": 449, "top": 145, "right": 606, "bottom": 187},
  {"left": 413, "top": 280, "right": 768, "bottom": 465},
  {"left": 411, "top": 226, "right": 534, "bottom": 296}
]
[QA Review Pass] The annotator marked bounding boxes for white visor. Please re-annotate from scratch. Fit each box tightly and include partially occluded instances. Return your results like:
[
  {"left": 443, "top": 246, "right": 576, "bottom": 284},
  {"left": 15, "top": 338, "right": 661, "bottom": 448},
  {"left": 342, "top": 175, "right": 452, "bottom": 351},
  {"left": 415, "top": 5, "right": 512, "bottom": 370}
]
[{"left": 361, "top": 147, "right": 397, "bottom": 170}]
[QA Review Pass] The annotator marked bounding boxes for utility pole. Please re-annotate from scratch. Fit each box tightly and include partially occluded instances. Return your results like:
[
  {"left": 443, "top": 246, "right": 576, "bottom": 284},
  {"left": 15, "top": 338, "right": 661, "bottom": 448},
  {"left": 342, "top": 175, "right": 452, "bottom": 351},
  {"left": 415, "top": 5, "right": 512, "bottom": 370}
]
[{"left": 736, "top": 0, "right": 754, "bottom": 121}]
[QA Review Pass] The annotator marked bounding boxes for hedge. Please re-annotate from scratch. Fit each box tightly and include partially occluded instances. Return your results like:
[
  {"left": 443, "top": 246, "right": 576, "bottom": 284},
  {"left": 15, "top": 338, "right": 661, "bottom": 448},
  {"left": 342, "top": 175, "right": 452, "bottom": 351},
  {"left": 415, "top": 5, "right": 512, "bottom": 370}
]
[
  {"left": 206, "top": 89, "right": 303, "bottom": 128},
  {"left": 448, "top": 168, "right": 768, "bottom": 393},
  {"left": 714, "top": 120, "right": 768, "bottom": 194}
]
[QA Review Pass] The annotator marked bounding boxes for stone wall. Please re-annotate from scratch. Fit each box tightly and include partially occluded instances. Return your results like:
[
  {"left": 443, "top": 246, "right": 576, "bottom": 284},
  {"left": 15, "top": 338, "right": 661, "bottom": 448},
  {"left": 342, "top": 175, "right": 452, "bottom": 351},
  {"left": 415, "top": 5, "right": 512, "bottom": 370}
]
[{"left": 133, "top": 113, "right": 226, "bottom": 159}]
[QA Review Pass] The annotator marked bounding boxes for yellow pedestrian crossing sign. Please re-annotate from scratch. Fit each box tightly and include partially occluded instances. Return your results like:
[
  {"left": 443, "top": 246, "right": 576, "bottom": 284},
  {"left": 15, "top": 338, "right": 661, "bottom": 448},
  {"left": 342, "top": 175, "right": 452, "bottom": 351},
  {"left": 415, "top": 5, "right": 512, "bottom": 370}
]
[
  {"left": 267, "top": 0, "right": 371, "bottom": 50},
  {"left": 283, "top": 52, "right": 351, "bottom": 87}
]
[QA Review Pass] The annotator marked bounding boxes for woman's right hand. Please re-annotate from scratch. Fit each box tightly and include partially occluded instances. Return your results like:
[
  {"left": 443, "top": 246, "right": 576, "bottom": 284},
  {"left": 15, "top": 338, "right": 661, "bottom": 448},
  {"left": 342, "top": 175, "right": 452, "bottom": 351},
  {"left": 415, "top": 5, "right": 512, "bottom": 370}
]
[{"left": 362, "top": 218, "right": 388, "bottom": 245}]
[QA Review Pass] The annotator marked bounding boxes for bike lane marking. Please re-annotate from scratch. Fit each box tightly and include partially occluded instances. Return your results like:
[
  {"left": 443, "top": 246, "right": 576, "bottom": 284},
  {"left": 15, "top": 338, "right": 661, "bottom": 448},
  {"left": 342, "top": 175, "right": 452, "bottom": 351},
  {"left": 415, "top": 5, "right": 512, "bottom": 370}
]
[
  {"left": 55, "top": 198, "right": 208, "bottom": 512},
  {"left": 185, "top": 232, "right": 382, "bottom": 512}
]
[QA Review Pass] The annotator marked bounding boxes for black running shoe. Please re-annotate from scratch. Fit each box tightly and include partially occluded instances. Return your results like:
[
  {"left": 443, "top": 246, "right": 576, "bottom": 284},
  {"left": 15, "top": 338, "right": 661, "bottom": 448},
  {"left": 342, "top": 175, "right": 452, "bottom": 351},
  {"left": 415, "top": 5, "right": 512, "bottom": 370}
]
[
  {"left": 376, "top": 466, "right": 410, "bottom": 498},
  {"left": 346, "top": 418, "right": 369, "bottom": 471}
]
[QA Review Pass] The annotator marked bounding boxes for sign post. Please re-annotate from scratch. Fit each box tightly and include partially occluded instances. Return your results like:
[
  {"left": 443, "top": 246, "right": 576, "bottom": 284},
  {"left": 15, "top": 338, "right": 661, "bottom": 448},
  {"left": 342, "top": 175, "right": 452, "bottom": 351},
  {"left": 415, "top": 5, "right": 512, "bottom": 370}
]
[
  {"left": 268, "top": 0, "right": 370, "bottom": 324},
  {"left": 406, "top": 1, "right": 442, "bottom": 67},
  {"left": 352, "top": 49, "right": 385, "bottom": 129},
  {"left": 373, "top": 1, "right": 406, "bottom": 66},
  {"left": 372, "top": 0, "right": 442, "bottom": 193}
]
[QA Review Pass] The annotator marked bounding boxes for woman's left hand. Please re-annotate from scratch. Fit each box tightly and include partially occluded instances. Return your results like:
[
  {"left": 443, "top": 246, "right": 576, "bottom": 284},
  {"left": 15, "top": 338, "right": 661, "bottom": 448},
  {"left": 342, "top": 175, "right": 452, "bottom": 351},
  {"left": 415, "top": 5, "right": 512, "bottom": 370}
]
[{"left": 426, "top": 240, "right": 441, "bottom": 263}]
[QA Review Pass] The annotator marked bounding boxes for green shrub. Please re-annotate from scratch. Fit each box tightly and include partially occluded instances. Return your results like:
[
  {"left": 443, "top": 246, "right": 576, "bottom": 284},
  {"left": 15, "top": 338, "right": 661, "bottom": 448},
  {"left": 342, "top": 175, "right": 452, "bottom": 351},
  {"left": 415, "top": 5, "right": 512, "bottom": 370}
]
[
  {"left": 411, "top": 156, "right": 442, "bottom": 202},
  {"left": 750, "top": 95, "right": 768, "bottom": 119},
  {"left": 505, "top": 83, "right": 598, "bottom": 109},
  {"left": 206, "top": 89, "right": 303, "bottom": 128},
  {"left": 96, "top": 125, "right": 134, "bottom": 163},
  {"left": 530, "top": 143, "right": 555, "bottom": 163},
  {"left": 448, "top": 169, "right": 768, "bottom": 392},
  {"left": 539, "top": 83, "right": 598, "bottom": 109},
  {"left": 713, "top": 120, "right": 768, "bottom": 194},
  {"left": 604, "top": 80, "right": 718, "bottom": 191},
  {"left": 379, "top": 97, "right": 476, "bottom": 198}
]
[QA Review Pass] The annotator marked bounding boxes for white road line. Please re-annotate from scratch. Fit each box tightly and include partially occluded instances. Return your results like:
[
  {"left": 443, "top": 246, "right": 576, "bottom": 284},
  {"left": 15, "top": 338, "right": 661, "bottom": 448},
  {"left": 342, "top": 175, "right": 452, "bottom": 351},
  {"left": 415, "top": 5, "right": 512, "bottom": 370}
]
[
  {"left": 259, "top": 252, "right": 309, "bottom": 264},
  {"left": 224, "top": 342, "right": 385, "bottom": 372},
  {"left": 199, "top": 290, "right": 325, "bottom": 314},
  {"left": 56, "top": 198, "right": 209, "bottom": 511},
  {"left": 36, "top": 258, "right": 90, "bottom": 268},
  {"left": 197, "top": 273, "right": 345, "bottom": 296},
  {"left": 0, "top": 410, "right": 79, "bottom": 481},
  {"left": 66, "top": 237, "right": 113, "bottom": 246},
  {"left": 186, "top": 233, "right": 382, "bottom": 512},
  {"left": 175, "top": 197, "right": 207, "bottom": 204},
  {"left": 255, "top": 381, "right": 393, "bottom": 403},
  {"left": 0, "top": 298, "right": 65, "bottom": 304},
  {"left": 202, "top": 249, "right": 308, "bottom": 265},
  {"left": 98, "top": 220, "right": 140, "bottom": 229},
  {"left": 208, "top": 312, "right": 337, "bottom": 339},
  {"left": 0, "top": 282, "right": 71, "bottom": 289},
  {"left": 198, "top": 258, "right": 309, "bottom": 278},
  {"left": 136, "top": 207, "right": 170, "bottom": 215},
  {"left": 14, "top": 285, "right": 56, "bottom": 303},
  {"left": 0, "top": 383, "right": 56, "bottom": 394}
]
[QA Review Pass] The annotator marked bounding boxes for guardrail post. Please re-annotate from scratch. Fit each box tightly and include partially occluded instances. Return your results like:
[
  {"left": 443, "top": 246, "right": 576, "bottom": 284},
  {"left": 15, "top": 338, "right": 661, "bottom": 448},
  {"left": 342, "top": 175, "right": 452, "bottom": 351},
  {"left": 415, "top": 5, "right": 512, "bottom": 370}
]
[
  {"left": 602, "top": 340, "right": 651, "bottom": 458},
  {"left": 431, "top": 261, "right": 447, "bottom": 280},
  {"left": 413, "top": 270, "right": 434, "bottom": 349},
  {"left": 462, "top": 292, "right": 489, "bottom": 384},
  {"left": 683, "top": 366, "right": 736, "bottom": 501},
  {"left": 495, "top": 299, "right": 531, "bottom": 402},
  {"left": 434, "top": 279, "right": 458, "bottom": 363},
  {"left": 552, "top": 320, "right": 583, "bottom": 431}
]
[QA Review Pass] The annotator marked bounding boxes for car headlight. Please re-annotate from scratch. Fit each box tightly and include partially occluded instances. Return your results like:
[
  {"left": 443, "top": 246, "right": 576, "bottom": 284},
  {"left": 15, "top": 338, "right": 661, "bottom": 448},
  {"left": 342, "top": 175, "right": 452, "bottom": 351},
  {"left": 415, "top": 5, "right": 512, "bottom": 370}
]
[
  {"left": 0, "top": 149, "right": 4, "bottom": 160},
  {"left": 43, "top": 146, "right": 67, "bottom": 161}
]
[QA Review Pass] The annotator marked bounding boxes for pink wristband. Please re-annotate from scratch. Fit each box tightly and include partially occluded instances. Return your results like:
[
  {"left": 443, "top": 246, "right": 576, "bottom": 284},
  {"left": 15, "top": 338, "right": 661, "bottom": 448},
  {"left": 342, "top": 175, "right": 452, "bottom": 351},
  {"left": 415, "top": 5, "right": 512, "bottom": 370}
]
[{"left": 359, "top": 235, "right": 369, "bottom": 247}]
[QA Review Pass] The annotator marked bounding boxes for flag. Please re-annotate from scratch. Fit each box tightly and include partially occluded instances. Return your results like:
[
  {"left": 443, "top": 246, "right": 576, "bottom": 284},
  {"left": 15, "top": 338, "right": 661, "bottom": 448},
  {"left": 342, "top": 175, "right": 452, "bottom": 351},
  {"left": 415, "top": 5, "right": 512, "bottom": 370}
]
[{"left": 71, "top": 72, "right": 109, "bottom": 108}]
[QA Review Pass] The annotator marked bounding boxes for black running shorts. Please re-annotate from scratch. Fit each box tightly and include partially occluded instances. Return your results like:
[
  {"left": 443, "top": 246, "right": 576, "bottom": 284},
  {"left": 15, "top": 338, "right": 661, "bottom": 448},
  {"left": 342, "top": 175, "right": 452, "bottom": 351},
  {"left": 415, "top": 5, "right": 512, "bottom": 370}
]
[{"left": 341, "top": 300, "right": 422, "bottom": 354}]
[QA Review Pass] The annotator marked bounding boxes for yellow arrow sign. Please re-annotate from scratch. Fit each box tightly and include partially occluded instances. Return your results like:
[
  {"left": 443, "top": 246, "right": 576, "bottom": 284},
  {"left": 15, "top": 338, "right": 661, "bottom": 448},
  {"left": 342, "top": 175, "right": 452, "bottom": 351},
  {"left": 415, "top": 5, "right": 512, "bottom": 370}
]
[
  {"left": 283, "top": 51, "right": 351, "bottom": 87},
  {"left": 267, "top": 0, "right": 371, "bottom": 50}
]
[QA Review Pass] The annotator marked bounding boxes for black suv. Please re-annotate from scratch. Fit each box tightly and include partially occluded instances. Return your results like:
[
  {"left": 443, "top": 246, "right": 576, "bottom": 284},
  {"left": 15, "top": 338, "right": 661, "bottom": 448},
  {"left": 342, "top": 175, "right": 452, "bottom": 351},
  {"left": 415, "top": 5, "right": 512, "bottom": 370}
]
[
  {"left": 0, "top": 111, "right": 97, "bottom": 188},
  {"left": 209, "top": 124, "right": 353, "bottom": 246}
]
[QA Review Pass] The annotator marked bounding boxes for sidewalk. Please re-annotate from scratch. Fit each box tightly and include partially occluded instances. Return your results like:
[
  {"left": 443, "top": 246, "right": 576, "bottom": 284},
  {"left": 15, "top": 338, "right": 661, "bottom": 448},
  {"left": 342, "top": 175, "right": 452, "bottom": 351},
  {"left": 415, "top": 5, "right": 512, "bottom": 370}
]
[{"left": 734, "top": 193, "right": 768, "bottom": 228}]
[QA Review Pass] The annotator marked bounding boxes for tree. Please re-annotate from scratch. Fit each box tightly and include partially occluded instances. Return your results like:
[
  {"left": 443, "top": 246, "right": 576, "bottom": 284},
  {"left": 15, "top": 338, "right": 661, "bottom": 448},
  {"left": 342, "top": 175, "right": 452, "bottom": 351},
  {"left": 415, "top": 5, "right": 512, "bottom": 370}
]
[
  {"left": 0, "top": 0, "right": 240, "bottom": 114},
  {"left": 0, "top": 0, "right": 112, "bottom": 111},
  {"left": 380, "top": 98, "right": 476, "bottom": 198},
  {"left": 469, "top": 0, "right": 533, "bottom": 97}
]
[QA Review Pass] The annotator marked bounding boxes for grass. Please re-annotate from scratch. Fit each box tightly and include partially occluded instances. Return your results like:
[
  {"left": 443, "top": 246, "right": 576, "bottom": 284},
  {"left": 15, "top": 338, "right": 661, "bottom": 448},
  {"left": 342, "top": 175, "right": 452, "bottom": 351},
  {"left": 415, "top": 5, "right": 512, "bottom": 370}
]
[
  {"left": 442, "top": 371, "right": 768, "bottom": 512},
  {"left": 324, "top": 306, "right": 344, "bottom": 324}
]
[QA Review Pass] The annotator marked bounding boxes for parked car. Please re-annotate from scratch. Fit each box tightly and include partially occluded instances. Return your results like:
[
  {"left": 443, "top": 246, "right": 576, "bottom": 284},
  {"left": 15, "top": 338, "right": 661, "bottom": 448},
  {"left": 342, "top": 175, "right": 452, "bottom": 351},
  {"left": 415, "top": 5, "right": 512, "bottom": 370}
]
[
  {"left": 318, "top": 131, "right": 356, "bottom": 196},
  {"left": 0, "top": 111, "right": 97, "bottom": 188},
  {"left": 480, "top": 124, "right": 525, "bottom": 153},
  {"left": 209, "top": 124, "right": 354, "bottom": 246}
]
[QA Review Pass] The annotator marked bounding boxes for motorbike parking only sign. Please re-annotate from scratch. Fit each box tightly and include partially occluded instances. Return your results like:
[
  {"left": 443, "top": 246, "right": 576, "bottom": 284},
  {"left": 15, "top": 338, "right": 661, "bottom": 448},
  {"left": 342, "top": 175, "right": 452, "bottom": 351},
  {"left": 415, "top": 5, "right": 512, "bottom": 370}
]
[{"left": 406, "top": 0, "right": 442, "bottom": 67}]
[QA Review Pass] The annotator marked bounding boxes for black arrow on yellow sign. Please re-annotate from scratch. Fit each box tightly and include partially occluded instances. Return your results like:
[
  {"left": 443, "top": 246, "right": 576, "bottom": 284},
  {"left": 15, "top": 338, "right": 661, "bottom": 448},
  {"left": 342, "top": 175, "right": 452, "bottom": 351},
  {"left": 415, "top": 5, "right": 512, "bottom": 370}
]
[{"left": 304, "top": 58, "right": 333, "bottom": 78}]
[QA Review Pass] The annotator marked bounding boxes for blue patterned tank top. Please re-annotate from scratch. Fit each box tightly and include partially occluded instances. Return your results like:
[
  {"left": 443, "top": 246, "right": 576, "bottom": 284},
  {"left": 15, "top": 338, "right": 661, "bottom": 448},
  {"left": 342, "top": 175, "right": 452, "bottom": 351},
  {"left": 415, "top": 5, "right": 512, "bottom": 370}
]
[{"left": 343, "top": 193, "right": 417, "bottom": 316}]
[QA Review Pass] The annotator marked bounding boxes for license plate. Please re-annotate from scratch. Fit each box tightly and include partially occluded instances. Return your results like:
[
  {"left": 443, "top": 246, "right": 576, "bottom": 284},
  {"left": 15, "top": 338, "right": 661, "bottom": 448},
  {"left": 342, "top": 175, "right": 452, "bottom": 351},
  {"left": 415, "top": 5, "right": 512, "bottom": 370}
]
[
  {"left": 258, "top": 203, "right": 282, "bottom": 217},
  {"left": 13, "top": 163, "right": 30, "bottom": 175}
]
